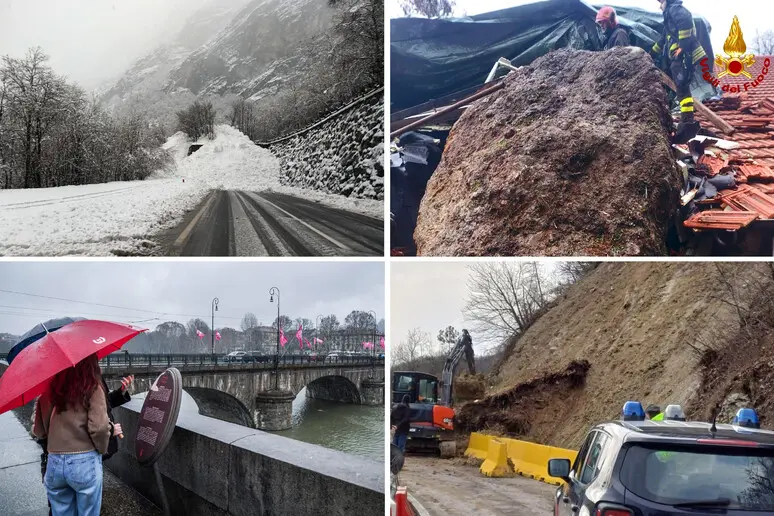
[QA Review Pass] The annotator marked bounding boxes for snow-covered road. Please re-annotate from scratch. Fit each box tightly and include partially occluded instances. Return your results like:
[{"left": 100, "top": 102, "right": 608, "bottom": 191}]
[{"left": 0, "top": 125, "right": 383, "bottom": 256}]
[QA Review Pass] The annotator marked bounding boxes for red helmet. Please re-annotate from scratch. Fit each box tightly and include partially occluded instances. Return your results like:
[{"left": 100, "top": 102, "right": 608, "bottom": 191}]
[{"left": 595, "top": 6, "right": 617, "bottom": 25}]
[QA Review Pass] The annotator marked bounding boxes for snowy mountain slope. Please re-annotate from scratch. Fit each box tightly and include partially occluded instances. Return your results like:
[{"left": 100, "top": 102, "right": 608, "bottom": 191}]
[
  {"left": 164, "top": 0, "right": 332, "bottom": 100},
  {"left": 0, "top": 125, "right": 381, "bottom": 257},
  {"left": 101, "top": 0, "right": 251, "bottom": 107}
]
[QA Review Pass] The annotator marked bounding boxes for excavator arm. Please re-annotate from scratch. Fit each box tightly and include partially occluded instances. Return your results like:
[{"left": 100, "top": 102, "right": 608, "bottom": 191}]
[{"left": 440, "top": 338, "right": 466, "bottom": 406}]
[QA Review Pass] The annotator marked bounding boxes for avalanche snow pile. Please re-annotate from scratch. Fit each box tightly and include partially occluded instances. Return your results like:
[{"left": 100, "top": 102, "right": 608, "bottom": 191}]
[
  {"left": 414, "top": 48, "right": 682, "bottom": 257},
  {"left": 268, "top": 91, "right": 384, "bottom": 200},
  {"left": 0, "top": 124, "right": 380, "bottom": 256}
]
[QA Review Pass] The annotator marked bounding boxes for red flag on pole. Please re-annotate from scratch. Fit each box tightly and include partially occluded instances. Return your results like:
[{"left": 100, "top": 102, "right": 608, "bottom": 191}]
[
  {"left": 215, "top": 331, "right": 222, "bottom": 341},
  {"left": 296, "top": 324, "right": 303, "bottom": 349},
  {"left": 196, "top": 329, "right": 204, "bottom": 339},
  {"left": 380, "top": 336, "right": 385, "bottom": 349},
  {"left": 279, "top": 329, "right": 288, "bottom": 347}
]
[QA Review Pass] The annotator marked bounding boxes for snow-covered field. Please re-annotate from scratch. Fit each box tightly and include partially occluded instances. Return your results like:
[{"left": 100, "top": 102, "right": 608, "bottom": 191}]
[{"left": 0, "top": 125, "right": 383, "bottom": 256}]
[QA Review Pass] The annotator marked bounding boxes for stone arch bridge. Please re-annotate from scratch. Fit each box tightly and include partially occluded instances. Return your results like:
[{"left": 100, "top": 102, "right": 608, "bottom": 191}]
[{"left": 100, "top": 354, "right": 384, "bottom": 431}]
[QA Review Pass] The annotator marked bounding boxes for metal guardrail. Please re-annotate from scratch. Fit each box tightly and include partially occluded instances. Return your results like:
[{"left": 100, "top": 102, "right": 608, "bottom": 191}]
[{"left": 98, "top": 353, "right": 384, "bottom": 371}]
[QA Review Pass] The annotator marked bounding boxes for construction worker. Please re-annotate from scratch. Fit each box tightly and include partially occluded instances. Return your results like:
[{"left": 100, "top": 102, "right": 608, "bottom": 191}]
[
  {"left": 651, "top": 0, "right": 707, "bottom": 143},
  {"left": 460, "top": 329, "right": 475, "bottom": 374},
  {"left": 596, "top": 7, "right": 630, "bottom": 50},
  {"left": 390, "top": 395, "right": 412, "bottom": 452},
  {"left": 646, "top": 404, "right": 664, "bottom": 420}
]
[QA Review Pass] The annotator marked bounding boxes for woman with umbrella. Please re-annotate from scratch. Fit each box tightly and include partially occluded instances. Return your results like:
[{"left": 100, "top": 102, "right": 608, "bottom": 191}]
[
  {"left": 0, "top": 319, "right": 145, "bottom": 516},
  {"left": 32, "top": 353, "right": 117, "bottom": 515}
]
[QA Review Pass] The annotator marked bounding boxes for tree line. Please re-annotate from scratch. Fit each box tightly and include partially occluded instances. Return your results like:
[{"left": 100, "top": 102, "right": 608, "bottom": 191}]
[
  {"left": 393, "top": 262, "right": 599, "bottom": 371},
  {"left": 0, "top": 48, "right": 170, "bottom": 190},
  {"left": 120, "top": 309, "right": 386, "bottom": 355}
]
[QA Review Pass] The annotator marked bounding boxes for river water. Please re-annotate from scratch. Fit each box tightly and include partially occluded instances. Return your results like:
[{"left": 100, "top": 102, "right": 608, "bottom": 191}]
[{"left": 274, "top": 388, "right": 384, "bottom": 461}]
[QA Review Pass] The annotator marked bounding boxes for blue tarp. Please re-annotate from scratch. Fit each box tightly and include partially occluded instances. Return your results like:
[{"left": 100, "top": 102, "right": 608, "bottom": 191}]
[{"left": 390, "top": 0, "right": 715, "bottom": 110}]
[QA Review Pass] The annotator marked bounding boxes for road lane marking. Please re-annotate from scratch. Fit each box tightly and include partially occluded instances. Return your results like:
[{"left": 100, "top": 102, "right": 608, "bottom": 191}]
[
  {"left": 174, "top": 192, "right": 216, "bottom": 248},
  {"left": 248, "top": 192, "right": 352, "bottom": 251}
]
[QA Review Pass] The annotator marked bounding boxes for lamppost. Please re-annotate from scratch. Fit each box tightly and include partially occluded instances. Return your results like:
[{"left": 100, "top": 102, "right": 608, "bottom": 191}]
[
  {"left": 211, "top": 297, "right": 219, "bottom": 356},
  {"left": 269, "top": 287, "right": 280, "bottom": 390},
  {"left": 367, "top": 310, "right": 377, "bottom": 358},
  {"left": 315, "top": 314, "right": 323, "bottom": 354}
]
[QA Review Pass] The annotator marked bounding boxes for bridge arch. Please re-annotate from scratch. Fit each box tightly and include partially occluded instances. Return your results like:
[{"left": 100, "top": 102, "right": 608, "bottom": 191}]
[
  {"left": 184, "top": 386, "right": 255, "bottom": 428},
  {"left": 305, "top": 375, "right": 362, "bottom": 404}
]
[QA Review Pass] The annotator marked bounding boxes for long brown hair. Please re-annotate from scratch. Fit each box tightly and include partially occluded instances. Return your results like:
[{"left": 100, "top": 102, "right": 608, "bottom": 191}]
[{"left": 49, "top": 354, "right": 104, "bottom": 413}]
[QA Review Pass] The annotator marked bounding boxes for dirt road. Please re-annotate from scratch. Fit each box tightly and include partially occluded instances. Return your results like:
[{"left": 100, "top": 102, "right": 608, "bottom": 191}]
[
  {"left": 398, "top": 456, "right": 555, "bottom": 515},
  {"left": 159, "top": 190, "right": 383, "bottom": 256}
]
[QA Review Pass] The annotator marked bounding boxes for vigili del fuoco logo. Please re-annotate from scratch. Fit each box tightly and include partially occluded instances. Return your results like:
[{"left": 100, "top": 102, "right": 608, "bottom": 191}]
[{"left": 702, "top": 16, "right": 770, "bottom": 93}]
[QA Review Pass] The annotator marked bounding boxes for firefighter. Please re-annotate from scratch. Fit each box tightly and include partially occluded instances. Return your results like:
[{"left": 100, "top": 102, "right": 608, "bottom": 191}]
[
  {"left": 651, "top": 0, "right": 708, "bottom": 143},
  {"left": 596, "top": 7, "right": 630, "bottom": 50},
  {"left": 460, "top": 329, "right": 475, "bottom": 374}
]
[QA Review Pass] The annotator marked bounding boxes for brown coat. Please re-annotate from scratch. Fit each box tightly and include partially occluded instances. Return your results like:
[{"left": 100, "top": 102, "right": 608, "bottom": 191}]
[{"left": 32, "top": 385, "right": 111, "bottom": 455}]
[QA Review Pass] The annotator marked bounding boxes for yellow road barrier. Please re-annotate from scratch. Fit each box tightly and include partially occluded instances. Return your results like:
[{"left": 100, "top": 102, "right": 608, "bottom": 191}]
[
  {"left": 465, "top": 433, "right": 578, "bottom": 485},
  {"left": 479, "top": 438, "right": 511, "bottom": 477},
  {"left": 464, "top": 432, "right": 489, "bottom": 460}
]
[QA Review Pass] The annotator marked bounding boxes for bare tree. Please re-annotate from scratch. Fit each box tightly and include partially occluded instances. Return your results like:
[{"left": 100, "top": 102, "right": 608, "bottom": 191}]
[
  {"left": 176, "top": 100, "right": 215, "bottom": 140},
  {"left": 556, "top": 262, "right": 599, "bottom": 285},
  {"left": 399, "top": 0, "right": 455, "bottom": 18},
  {"left": 318, "top": 314, "right": 340, "bottom": 337},
  {"left": 327, "top": 0, "right": 383, "bottom": 91},
  {"left": 464, "top": 262, "right": 556, "bottom": 343},
  {"left": 393, "top": 327, "right": 431, "bottom": 365},
  {"left": 344, "top": 310, "right": 377, "bottom": 333},
  {"left": 752, "top": 30, "right": 774, "bottom": 55},
  {"left": 240, "top": 313, "right": 258, "bottom": 332}
]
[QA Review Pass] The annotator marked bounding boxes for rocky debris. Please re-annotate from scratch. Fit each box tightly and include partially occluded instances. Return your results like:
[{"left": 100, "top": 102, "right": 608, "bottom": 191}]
[
  {"left": 454, "top": 373, "right": 487, "bottom": 402},
  {"left": 414, "top": 47, "right": 681, "bottom": 256},
  {"left": 268, "top": 93, "right": 384, "bottom": 200},
  {"left": 456, "top": 360, "right": 590, "bottom": 436}
]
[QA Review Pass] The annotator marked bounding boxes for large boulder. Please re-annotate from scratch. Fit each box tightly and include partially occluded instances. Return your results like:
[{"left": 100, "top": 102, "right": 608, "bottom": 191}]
[{"left": 414, "top": 47, "right": 681, "bottom": 256}]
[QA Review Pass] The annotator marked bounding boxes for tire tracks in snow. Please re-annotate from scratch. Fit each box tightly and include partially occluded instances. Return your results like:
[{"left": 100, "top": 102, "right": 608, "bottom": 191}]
[
  {"left": 0, "top": 184, "right": 146, "bottom": 210},
  {"left": 164, "top": 189, "right": 382, "bottom": 257}
]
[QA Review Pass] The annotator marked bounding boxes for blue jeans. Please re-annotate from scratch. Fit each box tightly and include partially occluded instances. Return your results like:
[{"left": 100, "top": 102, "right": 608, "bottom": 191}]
[
  {"left": 393, "top": 432, "right": 408, "bottom": 452},
  {"left": 44, "top": 451, "right": 102, "bottom": 516}
]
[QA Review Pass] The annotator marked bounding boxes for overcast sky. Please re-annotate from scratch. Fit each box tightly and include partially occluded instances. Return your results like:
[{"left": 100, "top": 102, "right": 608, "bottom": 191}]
[
  {"left": 390, "top": 262, "right": 471, "bottom": 352},
  {"left": 0, "top": 0, "right": 212, "bottom": 90},
  {"left": 0, "top": 261, "right": 384, "bottom": 336},
  {"left": 389, "top": 0, "right": 773, "bottom": 58}
]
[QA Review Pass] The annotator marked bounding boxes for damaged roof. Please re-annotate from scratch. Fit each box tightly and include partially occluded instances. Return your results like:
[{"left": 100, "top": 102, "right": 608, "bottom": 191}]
[{"left": 685, "top": 56, "right": 774, "bottom": 231}]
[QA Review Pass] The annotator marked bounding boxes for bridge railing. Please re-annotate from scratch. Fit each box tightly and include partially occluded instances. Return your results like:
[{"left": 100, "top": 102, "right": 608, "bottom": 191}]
[{"left": 98, "top": 353, "right": 384, "bottom": 371}]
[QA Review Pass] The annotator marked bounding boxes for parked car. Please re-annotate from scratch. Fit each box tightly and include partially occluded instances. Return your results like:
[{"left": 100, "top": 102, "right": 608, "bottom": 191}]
[
  {"left": 242, "top": 351, "right": 271, "bottom": 363},
  {"left": 225, "top": 351, "right": 246, "bottom": 362}
]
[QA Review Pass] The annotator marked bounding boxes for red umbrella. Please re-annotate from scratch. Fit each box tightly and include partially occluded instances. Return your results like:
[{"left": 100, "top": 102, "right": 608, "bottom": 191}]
[{"left": 0, "top": 320, "right": 146, "bottom": 414}]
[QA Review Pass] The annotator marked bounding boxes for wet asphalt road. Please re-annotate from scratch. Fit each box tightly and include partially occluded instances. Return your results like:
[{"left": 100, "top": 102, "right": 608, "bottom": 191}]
[
  {"left": 398, "top": 456, "right": 555, "bottom": 516},
  {"left": 161, "top": 190, "right": 383, "bottom": 257}
]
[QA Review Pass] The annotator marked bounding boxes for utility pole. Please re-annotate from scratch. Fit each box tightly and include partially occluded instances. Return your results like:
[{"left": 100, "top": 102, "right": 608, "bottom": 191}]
[
  {"left": 367, "top": 310, "right": 377, "bottom": 358},
  {"left": 315, "top": 314, "right": 323, "bottom": 354},
  {"left": 211, "top": 297, "right": 219, "bottom": 356},
  {"left": 269, "top": 287, "right": 280, "bottom": 390}
]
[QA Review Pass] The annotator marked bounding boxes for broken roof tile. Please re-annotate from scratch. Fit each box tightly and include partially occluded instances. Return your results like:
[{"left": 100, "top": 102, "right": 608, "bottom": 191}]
[
  {"left": 697, "top": 154, "right": 729, "bottom": 176},
  {"left": 684, "top": 210, "right": 759, "bottom": 231}
]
